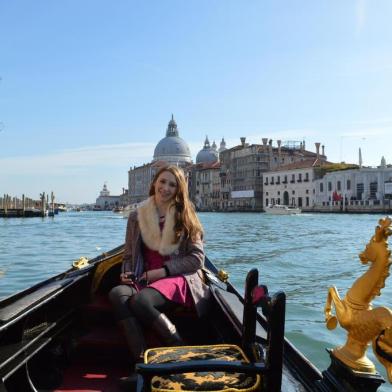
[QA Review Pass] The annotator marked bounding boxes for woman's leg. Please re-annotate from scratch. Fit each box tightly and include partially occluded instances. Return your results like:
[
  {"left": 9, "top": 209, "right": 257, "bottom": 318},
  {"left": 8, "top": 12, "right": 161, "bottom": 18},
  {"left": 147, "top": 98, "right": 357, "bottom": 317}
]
[
  {"left": 129, "top": 288, "right": 183, "bottom": 345},
  {"left": 108, "top": 285, "right": 145, "bottom": 362}
]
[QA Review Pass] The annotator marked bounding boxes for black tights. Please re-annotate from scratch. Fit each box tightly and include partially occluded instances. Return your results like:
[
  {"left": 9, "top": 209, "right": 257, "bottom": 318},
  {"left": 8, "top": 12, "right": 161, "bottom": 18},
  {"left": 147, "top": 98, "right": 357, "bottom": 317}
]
[{"left": 109, "top": 285, "right": 178, "bottom": 326}]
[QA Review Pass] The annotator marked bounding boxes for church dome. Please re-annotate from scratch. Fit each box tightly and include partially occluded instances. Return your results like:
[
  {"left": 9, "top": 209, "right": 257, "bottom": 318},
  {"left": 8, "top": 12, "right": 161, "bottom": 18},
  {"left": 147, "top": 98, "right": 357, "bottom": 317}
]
[
  {"left": 196, "top": 136, "right": 219, "bottom": 164},
  {"left": 153, "top": 115, "right": 192, "bottom": 164}
]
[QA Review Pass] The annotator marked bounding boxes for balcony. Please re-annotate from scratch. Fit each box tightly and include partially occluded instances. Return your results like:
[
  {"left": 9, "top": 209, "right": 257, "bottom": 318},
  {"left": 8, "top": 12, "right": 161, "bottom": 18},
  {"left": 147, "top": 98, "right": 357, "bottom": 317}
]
[
  {"left": 282, "top": 180, "right": 287, "bottom": 184},
  {"left": 290, "top": 180, "right": 295, "bottom": 183}
]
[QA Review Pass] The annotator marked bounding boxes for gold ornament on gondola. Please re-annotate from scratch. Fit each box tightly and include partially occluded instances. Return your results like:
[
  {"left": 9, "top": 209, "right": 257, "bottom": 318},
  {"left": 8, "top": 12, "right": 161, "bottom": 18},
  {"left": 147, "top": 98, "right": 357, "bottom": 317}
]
[
  {"left": 72, "top": 256, "right": 89, "bottom": 269},
  {"left": 324, "top": 217, "right": 392, "bottom": 381},
  {"left": 217, "top": 269, "right": 229, "bottom": 283}
]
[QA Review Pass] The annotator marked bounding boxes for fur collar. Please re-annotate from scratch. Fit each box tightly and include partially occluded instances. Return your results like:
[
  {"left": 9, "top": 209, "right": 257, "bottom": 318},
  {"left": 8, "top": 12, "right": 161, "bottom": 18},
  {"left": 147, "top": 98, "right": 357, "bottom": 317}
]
[{"left": 137, "top": 196, "right": 180, "bottom": 256}]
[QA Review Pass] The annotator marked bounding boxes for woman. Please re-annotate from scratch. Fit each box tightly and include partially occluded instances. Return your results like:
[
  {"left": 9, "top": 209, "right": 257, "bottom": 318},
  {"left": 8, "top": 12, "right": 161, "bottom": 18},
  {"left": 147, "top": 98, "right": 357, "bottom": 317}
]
[{"left": 109, "top": 165, "right": 210, "bottom": 376}]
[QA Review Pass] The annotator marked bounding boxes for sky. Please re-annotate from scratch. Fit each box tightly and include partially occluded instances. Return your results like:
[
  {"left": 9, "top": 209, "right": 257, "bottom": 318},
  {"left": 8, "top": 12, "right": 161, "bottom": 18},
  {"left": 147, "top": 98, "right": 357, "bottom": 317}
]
[{"left": 0, "top": 0, "right": 391, "bottom": 204}]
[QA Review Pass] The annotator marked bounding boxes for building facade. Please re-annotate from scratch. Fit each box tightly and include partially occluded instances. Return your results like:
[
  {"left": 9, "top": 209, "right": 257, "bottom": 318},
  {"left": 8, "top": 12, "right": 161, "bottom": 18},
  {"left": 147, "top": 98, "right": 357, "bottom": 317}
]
[
  {"left": 313, "top": 161, "right": 392, "bottom": 212},
  {"left": 263, "top": 159, "right": 325, "bottom": 210},
  {"left": 219, "top": 138, "right": 326, "bottom": 211},
  {"left": 95, "top": 183, "right": 122, "bottom": 210}
]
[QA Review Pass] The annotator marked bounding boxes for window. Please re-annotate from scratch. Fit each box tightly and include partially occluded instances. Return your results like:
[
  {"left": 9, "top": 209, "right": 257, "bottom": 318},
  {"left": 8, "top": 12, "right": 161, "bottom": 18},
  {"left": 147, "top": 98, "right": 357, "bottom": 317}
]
[
  {"left": 337, "top": 181, "right": 341, "bottom": 191},
  {"left": 328, "top": 182, "right": 332, "bottom": 191},
  {"left": 265, "top": 198, "right": 269, "bottom": 206},
  {"left": 347, "top": 179, "right": 351, "bottom": 190},
  {"left": 291, "top": 174, "right": 295, "bottom": 183},
  {"left": 298, "top": 173, "right": 302, "bottom": 182},
  {"left": 357, "top": 183, "right": 364, "bottom": 200},
  {"left": 320, "top": 183, "right": 324, "bottom": 192},
  {"left": 369, "top": 182, "right": 378, "bottom": 199},
  {"left": 306, "top": 197, "right": 309, "bottom": 206},
  {"left": 304, "top": 172, "right": 309, "bottom": 182}
]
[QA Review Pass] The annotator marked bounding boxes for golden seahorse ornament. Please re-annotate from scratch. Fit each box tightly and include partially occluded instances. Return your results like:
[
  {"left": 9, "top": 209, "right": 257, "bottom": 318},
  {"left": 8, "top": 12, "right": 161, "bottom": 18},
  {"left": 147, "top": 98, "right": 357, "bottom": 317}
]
[{"left": 324, "top": 217, "right": 392, "bottom": 381}]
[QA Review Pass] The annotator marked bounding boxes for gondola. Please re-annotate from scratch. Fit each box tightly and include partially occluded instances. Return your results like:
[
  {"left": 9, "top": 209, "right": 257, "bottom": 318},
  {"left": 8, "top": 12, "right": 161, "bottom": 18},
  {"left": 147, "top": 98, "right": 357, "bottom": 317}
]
[{"left": 0, "top": 244, "right": 386, "bottom": 391}]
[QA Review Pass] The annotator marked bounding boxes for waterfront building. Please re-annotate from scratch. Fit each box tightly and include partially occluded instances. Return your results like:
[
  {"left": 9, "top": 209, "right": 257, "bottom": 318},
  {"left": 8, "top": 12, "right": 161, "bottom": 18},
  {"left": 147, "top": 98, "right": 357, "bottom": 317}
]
[
  {"left": 220, "top": 138, "right": 325, "bottom": 211},
  {"left": 262, "top": 143, "right": 328, "bottom": 211},
  {"left": 128, "top": 115, "right": 193, "bottom": 204},
  {"left": 313, "top": 156, "right": 392, "bottom": 212},
  {"left": 95, "top": 183, "right": 122, "bottom": 210},
  {"left": 191, "top": 136, "right": 221, "bottom": 210}
]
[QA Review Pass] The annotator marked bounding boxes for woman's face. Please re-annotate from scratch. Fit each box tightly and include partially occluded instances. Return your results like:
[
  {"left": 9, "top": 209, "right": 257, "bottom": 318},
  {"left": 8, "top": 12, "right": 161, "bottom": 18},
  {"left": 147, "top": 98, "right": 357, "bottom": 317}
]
[{"left": 154, "top": 171, "right": 178, "bottom": 205}]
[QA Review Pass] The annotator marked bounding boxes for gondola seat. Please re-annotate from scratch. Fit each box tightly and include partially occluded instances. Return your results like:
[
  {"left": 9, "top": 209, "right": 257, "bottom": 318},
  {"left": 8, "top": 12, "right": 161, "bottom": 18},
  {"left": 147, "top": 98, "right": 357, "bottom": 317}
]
[
  {"left": 142, "top": 344, "right": 261, "bottom": 391},
  {"left": 136, "top": 269, "right": 286, "bottom": 392}
]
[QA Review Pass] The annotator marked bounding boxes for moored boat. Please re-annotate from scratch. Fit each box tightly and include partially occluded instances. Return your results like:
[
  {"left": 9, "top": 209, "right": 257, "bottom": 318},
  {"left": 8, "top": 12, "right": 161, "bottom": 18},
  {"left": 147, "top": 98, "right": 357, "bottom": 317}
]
[{"left": 264, "top": 204, "right": 301, "bottom": 215}]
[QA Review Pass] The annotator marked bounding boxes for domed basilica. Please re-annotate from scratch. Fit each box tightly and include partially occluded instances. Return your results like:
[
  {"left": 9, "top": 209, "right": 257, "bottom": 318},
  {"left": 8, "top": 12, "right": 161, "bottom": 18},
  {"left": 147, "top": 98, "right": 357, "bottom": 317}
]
[{"left": 153, "top": 115, "right": 192, "bottom": 165}]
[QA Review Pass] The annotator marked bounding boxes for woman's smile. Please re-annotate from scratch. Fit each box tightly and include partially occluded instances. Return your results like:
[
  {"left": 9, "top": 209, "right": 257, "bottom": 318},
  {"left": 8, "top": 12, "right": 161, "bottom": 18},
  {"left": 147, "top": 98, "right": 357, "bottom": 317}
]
[{"left": 154, "top": 171, "right": 177, "bottom": 204}]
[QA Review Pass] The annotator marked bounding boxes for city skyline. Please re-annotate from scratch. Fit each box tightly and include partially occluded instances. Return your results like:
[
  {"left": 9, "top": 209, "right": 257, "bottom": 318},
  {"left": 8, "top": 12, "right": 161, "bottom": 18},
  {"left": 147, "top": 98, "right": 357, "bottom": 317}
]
[{"left": 1, "top": 1, "right": 391, "bottom": 203}]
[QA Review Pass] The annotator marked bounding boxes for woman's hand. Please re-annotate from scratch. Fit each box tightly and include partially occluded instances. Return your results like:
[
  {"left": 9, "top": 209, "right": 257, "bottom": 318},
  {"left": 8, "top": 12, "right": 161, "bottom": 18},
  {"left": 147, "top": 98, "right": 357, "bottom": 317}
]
[
  {"left": 140, "top": 268, "right": 167, "bottom": 283},
  {"left": 120, "top": 272, "right": 135, "bottom": 285}
]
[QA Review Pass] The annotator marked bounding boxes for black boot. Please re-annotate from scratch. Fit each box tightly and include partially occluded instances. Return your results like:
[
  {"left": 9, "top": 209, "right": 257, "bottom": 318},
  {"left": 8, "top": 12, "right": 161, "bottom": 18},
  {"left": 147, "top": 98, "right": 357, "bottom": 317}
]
[
  {"left": 117, "top": 317, "right": 145, "bottom": 390},
  {"left": 151, "top": 313, "right": 183, "bottom": 346},
  {"left": 119, "top": 317, "right": 145, "bottom": 361}
]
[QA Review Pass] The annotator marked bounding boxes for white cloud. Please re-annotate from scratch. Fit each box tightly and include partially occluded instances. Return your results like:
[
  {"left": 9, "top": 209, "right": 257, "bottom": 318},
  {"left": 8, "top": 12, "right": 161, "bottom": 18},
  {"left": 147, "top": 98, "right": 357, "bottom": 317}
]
[{"left": 0, "top": 142, "right": 155, "bottom": 175}]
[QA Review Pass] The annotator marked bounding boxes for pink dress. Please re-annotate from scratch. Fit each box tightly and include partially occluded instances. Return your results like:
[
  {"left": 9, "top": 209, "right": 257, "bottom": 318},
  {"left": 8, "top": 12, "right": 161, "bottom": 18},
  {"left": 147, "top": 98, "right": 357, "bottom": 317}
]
[{"left": 141, "top": 221, "right": 194, "bottom": 308}]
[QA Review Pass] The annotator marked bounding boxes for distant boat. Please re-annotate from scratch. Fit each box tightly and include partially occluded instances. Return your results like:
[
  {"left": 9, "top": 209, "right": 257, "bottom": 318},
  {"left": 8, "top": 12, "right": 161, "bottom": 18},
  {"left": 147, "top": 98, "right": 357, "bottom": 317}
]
[
  {"left": 264, "top": 204, "right": 301, "bottom": 215},
  {"left": 112, "top": 206, "right": 123, "bottom": 213},
  {"left": 121, "top": 203, "right": 138, "bottom": 218}
]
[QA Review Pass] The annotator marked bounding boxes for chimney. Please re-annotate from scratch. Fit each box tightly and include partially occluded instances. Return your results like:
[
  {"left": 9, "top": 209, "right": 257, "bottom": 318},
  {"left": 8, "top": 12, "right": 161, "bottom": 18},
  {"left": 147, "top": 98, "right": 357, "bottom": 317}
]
[
  {"left": 303, "top": 140, "right": 306, "bottom": 151},
  {"left": 240, "top": 137, "right": 246, "bottom": 147},
  {"left": 262, "top": 138, "right": 268, "bottom": 146},
  {"left": 322, "top": 145, "right": 325, "bottom": 156},
  {"left": 315, "top": 142, "right": 320, "bottom": 160}
]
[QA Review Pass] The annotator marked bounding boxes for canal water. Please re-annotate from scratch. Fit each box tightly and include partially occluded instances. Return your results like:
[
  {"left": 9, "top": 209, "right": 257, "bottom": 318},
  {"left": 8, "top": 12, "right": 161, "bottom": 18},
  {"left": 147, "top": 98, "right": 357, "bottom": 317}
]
[{"left": 1, "top": 211, "right": 392, "bottom": 390}]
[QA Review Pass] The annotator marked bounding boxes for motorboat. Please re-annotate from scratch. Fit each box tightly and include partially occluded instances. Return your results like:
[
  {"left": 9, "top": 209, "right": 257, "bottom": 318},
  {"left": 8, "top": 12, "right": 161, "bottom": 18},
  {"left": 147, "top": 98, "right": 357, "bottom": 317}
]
[
  {"left": 264, "top": 204, "right": 301, "bottom": 215},
  {"left": 121, "top": 203, "right": 138, "bottom": 218}
]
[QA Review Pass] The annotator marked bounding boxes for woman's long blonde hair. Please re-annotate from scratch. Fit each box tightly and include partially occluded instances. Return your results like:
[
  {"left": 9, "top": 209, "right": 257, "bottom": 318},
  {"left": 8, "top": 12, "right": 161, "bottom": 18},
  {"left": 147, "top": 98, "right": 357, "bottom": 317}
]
[{"left": 149, "top": 165, "right": 203, "bottom": 243}]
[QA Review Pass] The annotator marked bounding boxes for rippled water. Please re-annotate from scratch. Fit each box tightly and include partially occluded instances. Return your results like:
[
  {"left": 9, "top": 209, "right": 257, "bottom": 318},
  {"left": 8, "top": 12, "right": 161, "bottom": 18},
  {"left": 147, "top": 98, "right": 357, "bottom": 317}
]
[{"left": 1, "top": 211, "right": 391, "bottom": 390}]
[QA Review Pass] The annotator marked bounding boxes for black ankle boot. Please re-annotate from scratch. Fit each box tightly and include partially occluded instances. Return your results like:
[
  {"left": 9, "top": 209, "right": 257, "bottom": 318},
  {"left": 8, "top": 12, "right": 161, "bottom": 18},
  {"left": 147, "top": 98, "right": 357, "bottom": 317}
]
[
  {"left": 117, "top": 317, "right": 145, "bottom": 390},
  {"left": 118, "top": 317, "right": 145, "bottom": 361},
  {"left": 151, "top": 313, "right": 183, "bottom": 346}
]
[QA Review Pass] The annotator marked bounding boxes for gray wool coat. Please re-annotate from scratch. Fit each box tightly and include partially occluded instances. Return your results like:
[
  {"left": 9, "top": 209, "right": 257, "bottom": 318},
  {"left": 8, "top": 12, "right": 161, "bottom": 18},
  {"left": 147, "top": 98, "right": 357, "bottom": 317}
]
[{"left": 122, "top": 210, "right": 211, "bottom": 317}]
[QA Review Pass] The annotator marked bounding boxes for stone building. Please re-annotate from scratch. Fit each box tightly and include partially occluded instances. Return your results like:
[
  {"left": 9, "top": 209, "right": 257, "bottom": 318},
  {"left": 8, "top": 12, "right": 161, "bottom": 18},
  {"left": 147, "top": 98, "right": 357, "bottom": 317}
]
[
  {"left": 220, "top": 138, "right": 325, "bottom": 211},
  {"left": 191, "top": 136, "right": 221, "bottom": 211},
  {"left": 262, "top": 143, "right": 328, "bottom": 211},
  {"left": 95, "top": 183, "right": 122, "bottom": 210},
  {"left": 128, "top": 115, "right": 193, "bottom": 204},
  {"left": 313, "top": 156, "right": 392, "bottom": 212}
]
